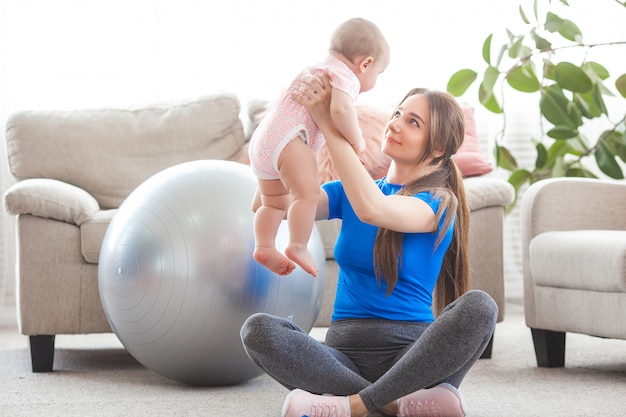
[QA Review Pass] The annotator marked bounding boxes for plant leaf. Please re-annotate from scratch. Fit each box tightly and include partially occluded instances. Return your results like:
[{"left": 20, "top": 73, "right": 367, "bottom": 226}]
[
  {"left": 447, "top": 69, "right": 477, "bottom": 97},
  {"left": 478, "top": 66, "right": 502, "bottom": 113},
  {"left": 547, "top": 125, "right": 578, "bottom": 139},
  {"left": 508, "top": 35, "right": 524, "bottom": 59},
  {"left": 507, "top": 63, "right": 541, "bottom": 92},
  {"left": 545, "top": 139, "right": 570, "bottom": 169},
  {"left": 565, "top": 167, "right": 598, "bottom": 178},
  {"left": 595, "top": 141, "right": 624, "bottom": 179},
  {"left": 496, "top": 145, "right": 517, "bottom": 170},
  {"left": 616, "top": 73, "right": 626, "bottom": 98},
  {"left": 567, "top": 135, "right": 589, "bottom": 156},
  {"left": 531, "top": 29, "right": 551, "bottom": 51},
  {"left": 591, "top": 83, "right": 608, "bottom": 116},
  {"left": 555, "top": 62, "right": 592, "bottom": 93},
  {"left": 582, "top": 62, "right": 614, "bottom": 95},
  {"left": 605, "top": 130, "right": 626, "bottom": 162},
  {"left": 535, "top": 142, "right": 548, "bottom": 169},
  {"left": 482, "top": 34, "right": 492, "bottom": 65},
  {"left": 573, "top": 92, "right": 597, "bottom": 119},
  {"left": 544, "top": 60, "right": 557, "bottom": 81},
  {"left": 545, "top": 12, "right": 583, "bottom": 43},
  {"left": 508, "top": 169, "right": 532, "bottom": 200},
  {"left": 545, "top": 12, "right": 563, "bottom": 33},
  {"left": 560, "top": 19, "right": 583, "bottom": 43},
  {"left": 479, "top": 84, "right": 502, "bottom": 113},
  {"left": 495, "top": 43, "right": 508, "bottom": 67},
  {"left": 583, "top": 61, "right": 610, "bottom": 80},
  {"left": 519, "top": 4, "right": 530, "bottom": 24},
  {"left": 540, "top": 86, "right": 579, "bottom": 128}
]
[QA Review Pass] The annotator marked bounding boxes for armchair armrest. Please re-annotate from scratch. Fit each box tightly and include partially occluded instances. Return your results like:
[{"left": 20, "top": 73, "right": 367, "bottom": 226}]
[
  {"left": 521, "top": 178, "right": 626, "bottom": 242},
  {"left": 3, "top": 178, "right": 100, "bottom": 226}
]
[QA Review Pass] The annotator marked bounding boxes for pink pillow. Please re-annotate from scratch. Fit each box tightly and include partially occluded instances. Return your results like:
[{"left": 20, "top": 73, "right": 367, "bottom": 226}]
[{"left": 454, "top": 106, "right": 493, "bottom": 177}]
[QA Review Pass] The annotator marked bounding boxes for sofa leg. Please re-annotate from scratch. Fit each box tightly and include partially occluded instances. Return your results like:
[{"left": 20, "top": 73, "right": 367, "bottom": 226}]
[
  {"left": 531, "top": 328, "right": 565, "bottom": 368},
  {"left": 479, "top": 333, "right": 494, "bottom": 359},
  {"left": 30, "top": 335, "right": 56, "bottom": 372}
]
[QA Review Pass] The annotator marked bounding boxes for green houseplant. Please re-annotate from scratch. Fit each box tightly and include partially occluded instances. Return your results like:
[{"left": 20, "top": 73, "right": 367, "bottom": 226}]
[{"left": 447, "top": 0, "right": 626, "bottom": 205}]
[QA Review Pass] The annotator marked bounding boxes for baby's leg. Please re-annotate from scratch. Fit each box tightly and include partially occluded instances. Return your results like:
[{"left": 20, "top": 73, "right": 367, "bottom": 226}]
[
  {"left": 254, "top": 179, "right": 295, "bottom": 276},
  {"left": 277, "top": 138, "right": 320, "bottom": 277}
]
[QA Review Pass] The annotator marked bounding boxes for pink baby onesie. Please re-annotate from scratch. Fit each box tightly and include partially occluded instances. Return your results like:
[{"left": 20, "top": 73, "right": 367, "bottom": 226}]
[{"left": 248, "top": 55, "right": 360, "bottom": 180}]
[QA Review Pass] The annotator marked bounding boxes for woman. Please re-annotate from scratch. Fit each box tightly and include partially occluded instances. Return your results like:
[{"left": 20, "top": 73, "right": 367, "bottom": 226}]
[{"left": 240, "top": 74, "right": 497, "bottom": 417}]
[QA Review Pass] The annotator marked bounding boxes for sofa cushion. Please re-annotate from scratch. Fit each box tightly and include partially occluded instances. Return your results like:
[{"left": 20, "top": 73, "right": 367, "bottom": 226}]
[
  {"left": 6, "top": 93, "right": 246, "bottom": 210},
  {"left": 4, "top": 178, "right": 100, "bottom": 226},
  {"left": 530, "top": 230, "right": 626, "bottom": 292}
]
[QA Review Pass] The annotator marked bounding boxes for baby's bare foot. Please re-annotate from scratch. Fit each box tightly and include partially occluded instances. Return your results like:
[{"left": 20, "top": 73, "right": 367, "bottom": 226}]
[
  {"left": 254, "top": 247, "right": 296, "bottom": 276},
  {"left": 285, "top": 245, "right": 318, "bottom": 277}
]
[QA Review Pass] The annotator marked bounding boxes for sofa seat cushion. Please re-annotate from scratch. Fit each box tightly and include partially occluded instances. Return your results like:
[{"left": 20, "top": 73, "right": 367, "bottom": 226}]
[
  {"left": 80, "top": 209, "right": 117, "bottom": 263},
  {"left": 530, "top": 230, "right": 626, "bottom": 292}
]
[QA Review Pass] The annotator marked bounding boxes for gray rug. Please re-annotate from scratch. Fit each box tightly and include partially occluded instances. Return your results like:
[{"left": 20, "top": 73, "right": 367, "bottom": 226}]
[{"left": 1, "top": 296, "right": 625, "bottom": 417}]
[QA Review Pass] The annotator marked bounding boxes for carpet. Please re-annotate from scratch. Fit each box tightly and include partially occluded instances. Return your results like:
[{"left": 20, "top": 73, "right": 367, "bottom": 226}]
[{"left": 1, "top": 293, "right": 625, "bottom": 416}]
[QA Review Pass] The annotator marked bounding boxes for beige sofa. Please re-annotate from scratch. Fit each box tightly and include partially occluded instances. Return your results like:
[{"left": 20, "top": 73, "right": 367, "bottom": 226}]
[
  {"left": 521, "top": 177, "right": 626, "bottom": 367},
  {"left": 3, "top": 92, "right": 514, "bottom": 372}
]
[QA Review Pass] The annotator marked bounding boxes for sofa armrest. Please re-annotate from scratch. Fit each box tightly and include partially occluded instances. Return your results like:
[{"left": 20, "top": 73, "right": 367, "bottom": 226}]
[
  {"left": 463, "top": 176, "right": 515, "bottom": 211},
  {"left": 4, "top": 178, "right": 100, "bottom": 226}
]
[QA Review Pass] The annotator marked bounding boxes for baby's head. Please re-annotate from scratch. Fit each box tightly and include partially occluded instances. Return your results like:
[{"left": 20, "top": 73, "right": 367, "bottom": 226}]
[{"left": 329, "top": 18, "right": 390, "bottom": 92}]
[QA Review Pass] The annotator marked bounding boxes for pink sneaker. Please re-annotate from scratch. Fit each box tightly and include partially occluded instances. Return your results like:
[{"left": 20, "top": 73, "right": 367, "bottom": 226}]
[
  {"left": 281, "top": 389, "right": 351, "bottom": 417},
  {"left": 396, "top": 383, "right": 467, "bottom": 417}
]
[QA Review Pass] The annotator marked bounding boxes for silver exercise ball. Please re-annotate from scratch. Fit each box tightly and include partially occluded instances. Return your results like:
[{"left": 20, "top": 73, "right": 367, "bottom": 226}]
[{"left": 98, "top": 160, "right": 325, "bottom": 386}]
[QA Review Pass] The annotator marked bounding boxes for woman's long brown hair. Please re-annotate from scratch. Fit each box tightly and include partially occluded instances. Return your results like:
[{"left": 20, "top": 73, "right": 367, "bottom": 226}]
[{"left": 372, "top": 88, "right": 470, "bottom": 316}]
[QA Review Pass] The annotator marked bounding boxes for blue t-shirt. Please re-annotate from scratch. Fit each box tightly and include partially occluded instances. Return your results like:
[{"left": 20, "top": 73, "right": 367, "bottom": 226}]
[{"left": 322, "top": 177, "right": 454, "bottom": 323}]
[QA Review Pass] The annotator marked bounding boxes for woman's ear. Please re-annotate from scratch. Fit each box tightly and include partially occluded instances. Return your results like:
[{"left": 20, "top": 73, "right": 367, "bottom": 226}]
[{"left": 357, "top": 56, "right": 374, "bottom": 73}]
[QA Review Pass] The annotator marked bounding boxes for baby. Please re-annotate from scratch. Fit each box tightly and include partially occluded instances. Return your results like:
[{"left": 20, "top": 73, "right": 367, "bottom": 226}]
[{"left": 248, "top": 17, "right": 390, "bottom": 277}]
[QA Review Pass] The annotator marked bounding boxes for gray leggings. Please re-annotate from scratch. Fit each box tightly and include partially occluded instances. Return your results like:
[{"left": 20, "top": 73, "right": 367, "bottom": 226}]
[{"left": 240, "top": 289, "right": 497, "bottom": 412}]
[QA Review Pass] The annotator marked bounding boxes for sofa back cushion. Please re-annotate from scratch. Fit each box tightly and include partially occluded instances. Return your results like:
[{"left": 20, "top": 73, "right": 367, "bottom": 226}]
[{"left": 5, "top": 93, "right": 245, "bottom": 209}]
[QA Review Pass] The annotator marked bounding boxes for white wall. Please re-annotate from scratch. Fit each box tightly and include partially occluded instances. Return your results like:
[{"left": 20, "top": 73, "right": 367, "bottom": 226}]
[{"left": 1, "top": 0, "right": 624, "bottom": 308}]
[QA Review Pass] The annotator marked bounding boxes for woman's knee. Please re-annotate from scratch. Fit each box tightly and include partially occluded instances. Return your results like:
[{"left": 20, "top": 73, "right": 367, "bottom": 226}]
[
  {"left": 240, "top": 312, "right": 273, "bottom": 348},
  {"left": 464, "top": 289, "right": 498, "bottom": 327},
  {"left": 446, "top": 290, "right": 498, "bottom": 328}
]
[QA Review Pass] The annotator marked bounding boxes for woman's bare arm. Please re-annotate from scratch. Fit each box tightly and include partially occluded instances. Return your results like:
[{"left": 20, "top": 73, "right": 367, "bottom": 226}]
[{"left": 293, "top": 75, "right": 436, "bottom": 233}]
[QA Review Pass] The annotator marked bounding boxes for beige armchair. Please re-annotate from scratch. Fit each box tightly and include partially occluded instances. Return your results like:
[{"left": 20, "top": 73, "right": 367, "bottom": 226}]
[
  {"left": 3, "top": 93, "right": 514, "bottom": 372},
  {"left": 521, "top": 177, "right": 626, "bottom": 367}
]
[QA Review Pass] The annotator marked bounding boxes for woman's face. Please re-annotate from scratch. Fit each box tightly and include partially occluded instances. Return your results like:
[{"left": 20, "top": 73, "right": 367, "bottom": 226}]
[{"left": 381, "top": 94, "right": 431, "bottom": 165}]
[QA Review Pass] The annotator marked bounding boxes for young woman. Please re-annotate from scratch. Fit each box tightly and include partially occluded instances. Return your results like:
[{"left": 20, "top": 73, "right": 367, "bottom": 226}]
[{"left": 240, "top": 74, "right": 497, "bottom": 417}]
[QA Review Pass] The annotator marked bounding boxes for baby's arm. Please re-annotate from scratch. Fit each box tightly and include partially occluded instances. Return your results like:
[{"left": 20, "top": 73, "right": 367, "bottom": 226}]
[{"left": 329, "top": 89, "right": 366, "bottom": 155}]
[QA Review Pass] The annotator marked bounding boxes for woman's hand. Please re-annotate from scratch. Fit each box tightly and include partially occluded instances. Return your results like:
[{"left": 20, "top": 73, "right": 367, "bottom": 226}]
[{"left": 292, "top": 72, "right": 333, "bottom": 130}]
